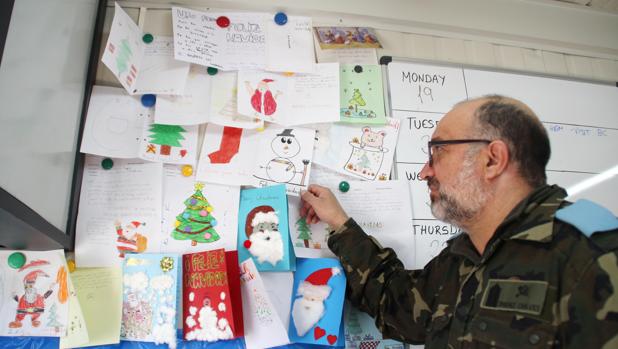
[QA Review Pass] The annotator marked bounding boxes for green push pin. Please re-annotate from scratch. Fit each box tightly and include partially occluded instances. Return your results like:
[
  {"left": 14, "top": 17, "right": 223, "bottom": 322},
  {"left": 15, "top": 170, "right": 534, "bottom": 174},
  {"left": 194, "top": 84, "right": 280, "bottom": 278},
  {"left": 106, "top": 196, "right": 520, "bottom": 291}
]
[
  {"left": 8, "top": 252, "right": 26, "bottom": 269},
  {"left": 142, "top": 33, "right": 154, "bottom": 44},
  {"left": 207, "top": 67, "right": 218, "bottom": 75},
  {"left": 101, "top": 158, "right": 114, "bottom": 170},
  {"left": 338, "top": 181, "right": 350, "bottom": 193}
]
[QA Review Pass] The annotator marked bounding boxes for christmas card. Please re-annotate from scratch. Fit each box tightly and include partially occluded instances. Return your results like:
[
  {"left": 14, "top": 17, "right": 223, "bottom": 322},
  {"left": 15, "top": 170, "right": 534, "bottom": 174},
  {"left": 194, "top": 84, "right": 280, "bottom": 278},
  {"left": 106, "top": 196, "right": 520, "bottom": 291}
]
[
  {"left": 339, "top": 64, "right": 387, "bottom": 124},
  {"left": 313, "top": 118, "right": 400, "bottom": 181},
  {"left": 139, "top": 109, "right": 199, "bottom": 165},
  {"left": 289, "top": 258, "right": 346, "bottom": 346},
  {"left": 121, "top": 253, "right": 180, "bottom": 348},
  {"left": 155, "top": 65, "right": 212, "bottom": 125},
  {"left": 344, "top": 301, "right": 404, "bottom": 349},
  {"left": 251, "top": 126, "right": 316, "bottom": 196},
  {"left": 0, "top": 250, "right": 69, "bottom": 337},
  {"left": 209, "top": 71, "right": 264, "bottom": 129},
  {"left": 102, "top": 3, "right": 189, "bottom": 95},
  {"left": 238, "top": 185, "right": 295, "bottom": 271},
  {"left": 161, "top": 165, "right": 240, "bottom": 254},
  {"left": 240, "top": 259, "right": 290, "bottom": 349},
  {"left": 183, "top": 249, "right": 244, "bottom": 341},
  {"left": 75, "top": 155, "right": 163, "bottom": 267},
  {"left": 237, "top": 64, "right": 340, "bottom": 126}
]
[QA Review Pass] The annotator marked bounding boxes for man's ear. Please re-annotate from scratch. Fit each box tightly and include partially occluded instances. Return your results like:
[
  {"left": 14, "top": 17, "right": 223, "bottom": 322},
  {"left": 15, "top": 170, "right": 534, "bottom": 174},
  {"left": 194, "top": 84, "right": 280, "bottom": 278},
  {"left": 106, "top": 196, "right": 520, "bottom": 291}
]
[{"left": 484, "top": 140, "right": 509, "bottom": 179}]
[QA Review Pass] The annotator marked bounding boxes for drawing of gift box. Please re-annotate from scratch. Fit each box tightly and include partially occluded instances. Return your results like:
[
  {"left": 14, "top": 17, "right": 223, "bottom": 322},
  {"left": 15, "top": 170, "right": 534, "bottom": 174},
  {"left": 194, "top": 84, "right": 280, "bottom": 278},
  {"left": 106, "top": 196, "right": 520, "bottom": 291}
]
[{"left": 344, "top": 142, "right": 388, "bottom": 180}]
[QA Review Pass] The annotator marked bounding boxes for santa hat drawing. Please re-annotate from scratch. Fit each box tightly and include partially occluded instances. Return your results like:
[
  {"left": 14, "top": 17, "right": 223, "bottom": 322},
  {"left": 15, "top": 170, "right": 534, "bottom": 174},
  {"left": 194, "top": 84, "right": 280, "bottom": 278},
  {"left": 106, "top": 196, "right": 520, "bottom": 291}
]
[
  {"left": 23, "top": 270, "right": 49, "bottom": 284},
  {"left": 243, "top": 205, "right": 278, "bottom": 249},
  {"left": 297, "top": 267, "right": 341, "bottom": 301}
]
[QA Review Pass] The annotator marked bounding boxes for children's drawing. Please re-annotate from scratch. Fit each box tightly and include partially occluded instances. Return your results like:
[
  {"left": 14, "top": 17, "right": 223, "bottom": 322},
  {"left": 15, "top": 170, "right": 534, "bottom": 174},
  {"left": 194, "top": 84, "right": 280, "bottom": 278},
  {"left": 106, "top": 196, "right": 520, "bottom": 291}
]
[
  {"left": 339, "top": 64, "right": 386, "bottom": 124},
  {"left": 246, "top": 79, "right": 282, "bottom": 118},
  {"left": 139, "top": 112, "right": 198, "bottom": 164},
  {"left": 171, "top": 182, "right": 220, "bottom": 246},
  {"left": 289, "top": 258, "right": 346, "bottom": 346},
  {"left": 148, "top": 124, "right": 186, "bottom": 156},
  {"left": 243, "top": 205, "right": 284, "bottom": 267},
  {"left": 253, "top": 128, "right": 315, "bottom": 195},
  {"left": 208, "top": 127, "right": 243, "bottom": 164},
  {"left": 209, "top": 72, "right": 263, "bottom": 129},
  {"left": 121, "top": 254, "right": 179, "bottom": 348},
  {"left": 295, "top": 217, "right": 312, "bottom": 248},
  {"left": 115, "top": 220, "right": 148, "bottom": 258},
  {"left": 1, "top": 250, "right": 69, "bottom": 337},
  {"left": 344, "top": 302, "right": 404, "bottom": 349},
  {"left": 344, "top": 127, "right": 388, "bottom": 180}
]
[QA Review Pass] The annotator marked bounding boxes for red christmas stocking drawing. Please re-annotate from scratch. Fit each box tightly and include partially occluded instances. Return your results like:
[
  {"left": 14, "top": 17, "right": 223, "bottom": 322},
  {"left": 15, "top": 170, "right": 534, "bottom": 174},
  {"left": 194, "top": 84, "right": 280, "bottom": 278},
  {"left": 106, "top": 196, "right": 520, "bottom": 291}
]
[{"left": 208, "top": 127, "right": 243, "bottom": 164}]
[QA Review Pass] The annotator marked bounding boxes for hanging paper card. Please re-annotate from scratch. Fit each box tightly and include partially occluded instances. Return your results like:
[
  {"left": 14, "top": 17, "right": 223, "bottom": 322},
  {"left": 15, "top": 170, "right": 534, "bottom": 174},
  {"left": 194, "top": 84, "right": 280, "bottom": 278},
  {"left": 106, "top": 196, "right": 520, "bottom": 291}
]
[
  {"left": 238, "top": 185, "right": 294, "bottom": 271},
  {"left": 183, "top": 249, "right": 243, "bottom": 341},
  {"left": 0, "top": 250, "right": 69, "bottom": 337},
  {"left": 252, "top": 127, "right": 316, "bottom": 196},
  {"left": 121, "top": 254, "right": 180, "bottom": 348},
  {"left": 155, "top": 65, "right": 212, "bottom": 125},
  {"left": 240, "top": 259, "right": 290, "bottom": 349},
  {"left": 340, "top": 64, "right": 387, "bottom": 124},
  {"left": 209, "top": 71, "right": 263, "bottom": 129},
  {"left": 139, "top": 111, "right": 199, "bottom": 165},
  {"left": 344, "top": 301, "right": 404, "bottom": 349},
  {"left": 289, "top": 258, "right": 346, "bottom": 346},
  {"left": 161, "top": 165, "right": 240, "bottom": 253},
  {"left": 265, "top": 16, "right": 315, "bottom": 73}
]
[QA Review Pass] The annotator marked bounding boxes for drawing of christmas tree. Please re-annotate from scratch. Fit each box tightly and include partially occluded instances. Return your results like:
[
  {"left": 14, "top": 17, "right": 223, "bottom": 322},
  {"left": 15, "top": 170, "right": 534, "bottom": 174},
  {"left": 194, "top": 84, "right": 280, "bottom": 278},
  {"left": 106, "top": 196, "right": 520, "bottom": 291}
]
[
  {"left": 148, "top": 124, "right": 186, "bottom": 156},
  {"left": 295, "top": 217, "right": 312, "bottom": 248},
  {"left": 172, "top": 183, "right": 220, "bottom": 246},
  {"left": 348, "top": 89, "right": 366, "bottom": 113},
  {"left": 346, "top": 309, "right": 363, "bottom": 335},
  {"left": 46, "top": 303, "right": 62, "bottom": 332}
]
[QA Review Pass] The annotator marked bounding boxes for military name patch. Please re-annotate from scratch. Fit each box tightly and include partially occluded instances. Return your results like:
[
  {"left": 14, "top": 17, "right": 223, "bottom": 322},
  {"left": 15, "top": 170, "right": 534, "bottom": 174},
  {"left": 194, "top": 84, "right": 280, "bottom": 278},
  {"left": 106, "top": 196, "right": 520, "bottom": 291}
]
[{"left": 481, "top": 279, "right": 548, "bottom": 315}]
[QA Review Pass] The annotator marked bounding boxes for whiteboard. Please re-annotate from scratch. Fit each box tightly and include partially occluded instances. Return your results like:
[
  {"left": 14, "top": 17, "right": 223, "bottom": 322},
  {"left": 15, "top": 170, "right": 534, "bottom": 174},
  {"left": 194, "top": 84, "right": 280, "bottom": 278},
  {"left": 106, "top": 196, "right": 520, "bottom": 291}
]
[{"left": 385, "top": 59, "right": 618, "bottom": 267}]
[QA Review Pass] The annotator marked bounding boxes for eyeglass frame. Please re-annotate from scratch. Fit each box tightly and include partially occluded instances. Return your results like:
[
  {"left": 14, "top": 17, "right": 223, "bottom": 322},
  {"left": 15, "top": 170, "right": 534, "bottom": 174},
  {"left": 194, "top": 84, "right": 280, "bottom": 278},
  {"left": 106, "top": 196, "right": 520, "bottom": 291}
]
[{"left": 427, "top": 139, "right": 492, "bottom": 167}]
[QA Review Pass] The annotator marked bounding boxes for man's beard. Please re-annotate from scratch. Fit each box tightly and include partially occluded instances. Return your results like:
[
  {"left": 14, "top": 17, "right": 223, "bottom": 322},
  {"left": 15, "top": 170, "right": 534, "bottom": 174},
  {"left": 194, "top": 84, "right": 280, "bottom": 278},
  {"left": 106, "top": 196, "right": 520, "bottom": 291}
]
[
  {"left": 24, "top": 287, "right": 37, "bottom": 303},
  {"left": 429, "top": 151, "right": 491, "bottom": 228},
  {"left": 291, "top": 297, "right": 325, "bottom": 337},
  {"left": 248, "top": 229, "right": 284, "bottom": 266}
]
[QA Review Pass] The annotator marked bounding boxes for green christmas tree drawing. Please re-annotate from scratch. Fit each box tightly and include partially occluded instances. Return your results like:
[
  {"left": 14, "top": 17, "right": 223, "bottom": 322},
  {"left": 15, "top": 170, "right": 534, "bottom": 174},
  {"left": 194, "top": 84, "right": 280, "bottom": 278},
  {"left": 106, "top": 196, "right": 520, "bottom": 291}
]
[
  {"left": 346, "top": 308, "right": 363, "bottom": 336},
  {"left": 116, "top": 38, "right": 133, "bottom": 75},
  {"left": 148, "top": 124, "right": 186, "bottom": 156},
  {"left": 172, "top": 182, "right": 220, "bottom": 246},
  {"left": 348, "top": 89, "right": 366, "bottom": 113},
  {"left": 295, "top": 217, "right": 312, "bottom": 248},
  {"left": 46, "top": 303, "right": 62, "bottom": 331}
]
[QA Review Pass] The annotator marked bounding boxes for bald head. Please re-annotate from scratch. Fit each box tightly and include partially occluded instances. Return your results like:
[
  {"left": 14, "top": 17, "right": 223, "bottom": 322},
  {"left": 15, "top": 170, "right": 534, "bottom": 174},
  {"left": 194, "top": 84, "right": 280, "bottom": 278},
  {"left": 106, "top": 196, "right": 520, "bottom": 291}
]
[{"left": 459, "top": 95, "right": 551, "bottom": 188}]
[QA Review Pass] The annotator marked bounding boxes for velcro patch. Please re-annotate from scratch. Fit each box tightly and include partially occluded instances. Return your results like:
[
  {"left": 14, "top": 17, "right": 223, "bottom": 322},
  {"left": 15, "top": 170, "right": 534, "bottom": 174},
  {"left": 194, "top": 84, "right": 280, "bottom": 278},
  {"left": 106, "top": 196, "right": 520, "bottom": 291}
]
[
  {"left": 555, "top": 199, "right": 618, "bottom": 237},
  {"left": 481, "top": 279, "right": 548, "bottom": 315}
]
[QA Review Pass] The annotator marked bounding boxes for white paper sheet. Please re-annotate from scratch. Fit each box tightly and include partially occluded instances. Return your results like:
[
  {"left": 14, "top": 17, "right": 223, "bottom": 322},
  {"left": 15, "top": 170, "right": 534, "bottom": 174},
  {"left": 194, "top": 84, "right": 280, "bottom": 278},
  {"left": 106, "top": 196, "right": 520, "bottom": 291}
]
[
  {"left": 75, "top": 155, "right": 163, "bottom": 267},
  {"left": 313, "top": 118, "right": 401, "bottom": 180},
  {"left": 132, "top": 36, "right": 190, "bottom": 95},
  {"left": 80, "top": 86, "right": 148, "bottom": 158},
  {"left": 209, "top": 71, "right": 263, "bottom": 129},
  {"left": 155, "top": 65, "right": 212, "bottom": 125},
  {"left": 252, "top": 126, "right": 316, "bottom": 196},
  {"left": 0, "top": 250, "right": 69, "bottom": 337},
  {"left": 138, "top": 111, "right": 199, "bottom": 165},
  {"left": 101, "top": 3, "right": 144, "bottom": 94},
  {"left": 171, "top": 7, "right": 222, "bottom": 68},
  {"left": 196, "top": 123, "right": 260, "bottom": 186},
  {"left": 160, "top": 164, "right": 240, "bottom": 254},
  {"left": 237, "top": 65, "right": 340, "bottom": 126},
  {"left": 240, "top": 259, "right": 290, "bottom": 349},
  {"left": 261, "top": 271, "right": 293, "bottom": 330},
  {"left": 266, "top": 16, "right": 315, "bottom": 73}
]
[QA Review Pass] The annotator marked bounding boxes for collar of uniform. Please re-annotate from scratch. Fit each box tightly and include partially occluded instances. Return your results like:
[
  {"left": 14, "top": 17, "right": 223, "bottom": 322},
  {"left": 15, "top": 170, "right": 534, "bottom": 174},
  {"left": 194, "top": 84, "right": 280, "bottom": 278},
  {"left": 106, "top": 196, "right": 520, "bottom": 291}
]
[
  {"left": 498, "top": 184, "right": 567, "bottom": 243},
  {"left": 448, "top": 185, "right": 567, "bottom": 264}
]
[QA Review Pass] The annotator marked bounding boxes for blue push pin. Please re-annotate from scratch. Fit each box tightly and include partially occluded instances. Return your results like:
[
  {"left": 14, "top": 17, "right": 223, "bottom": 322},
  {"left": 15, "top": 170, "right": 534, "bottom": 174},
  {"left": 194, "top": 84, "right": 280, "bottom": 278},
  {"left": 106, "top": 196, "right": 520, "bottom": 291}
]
[
  {"left": 141, "top": 94, "right": 156, "bottom": 107},
  {"left": 274, "top": 12, "right": 288, "bottom": 26}
]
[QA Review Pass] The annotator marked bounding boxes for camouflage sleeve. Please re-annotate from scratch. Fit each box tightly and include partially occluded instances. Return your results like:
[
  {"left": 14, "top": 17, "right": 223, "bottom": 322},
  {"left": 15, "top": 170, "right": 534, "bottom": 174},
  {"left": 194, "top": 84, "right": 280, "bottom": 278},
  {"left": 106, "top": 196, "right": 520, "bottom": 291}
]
[
  {"left": 558, "top": 251, "right": 618, "bottom": 349},
  {"left": 328, "top": 218, "right": 436, "bottom": 344}
]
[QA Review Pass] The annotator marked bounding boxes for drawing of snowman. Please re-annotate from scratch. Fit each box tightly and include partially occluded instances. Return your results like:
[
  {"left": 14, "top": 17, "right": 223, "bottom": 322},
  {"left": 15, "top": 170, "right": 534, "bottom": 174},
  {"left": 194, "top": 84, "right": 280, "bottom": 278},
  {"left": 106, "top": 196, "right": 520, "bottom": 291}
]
[{"left": 263, "top": 129, "right": 309, "bottom": 185}]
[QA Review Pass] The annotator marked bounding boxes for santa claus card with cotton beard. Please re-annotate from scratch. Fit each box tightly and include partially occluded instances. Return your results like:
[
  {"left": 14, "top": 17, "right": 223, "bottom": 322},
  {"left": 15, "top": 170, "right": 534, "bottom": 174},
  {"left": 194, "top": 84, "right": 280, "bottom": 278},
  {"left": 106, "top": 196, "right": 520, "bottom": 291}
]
[
  {"left": 182, "top": 249, "right": 243, "bottom": 341},
  {"left": 0, "top": 250, "right": 69, "bottom": 337},
  {"left": 289, "top": 258, "right": 346, "bottom": 346},
  {"left": 237, "top": 184, "right": 295, "bottom": 271}
]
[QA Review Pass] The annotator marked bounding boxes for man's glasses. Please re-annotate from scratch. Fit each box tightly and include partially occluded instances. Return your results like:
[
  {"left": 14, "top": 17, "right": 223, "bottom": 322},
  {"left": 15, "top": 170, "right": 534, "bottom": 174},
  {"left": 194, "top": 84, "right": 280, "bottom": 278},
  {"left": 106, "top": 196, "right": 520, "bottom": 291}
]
[{"left": 427, "top": 139, "right": 492, "bottom": 166}]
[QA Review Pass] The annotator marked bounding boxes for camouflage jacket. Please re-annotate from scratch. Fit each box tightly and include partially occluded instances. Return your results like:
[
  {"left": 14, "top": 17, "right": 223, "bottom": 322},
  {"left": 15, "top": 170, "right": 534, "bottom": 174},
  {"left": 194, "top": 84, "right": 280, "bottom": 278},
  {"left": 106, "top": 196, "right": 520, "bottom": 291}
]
[{"left": 328, "top": 185, "right": 618, "bottom": 348}]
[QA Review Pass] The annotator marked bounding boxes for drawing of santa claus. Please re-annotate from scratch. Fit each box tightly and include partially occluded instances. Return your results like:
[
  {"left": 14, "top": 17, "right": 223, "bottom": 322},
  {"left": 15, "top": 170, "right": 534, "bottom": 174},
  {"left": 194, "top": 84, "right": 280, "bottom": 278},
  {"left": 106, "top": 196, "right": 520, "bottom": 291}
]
[
  {"left": 9, "top": 270, "right": 53, "bottom": 328},
  {"left": 115, "top": 220, "right": 148, "bottom": 258},
  {"left": 242, "top": 205, "right": 284, "bottom": 266},
  {"left": 245, "top": 79, "right": 281, "bottom": 117},
  {"left": 291, "top": 267, "right": 341, "bottom": 337}
]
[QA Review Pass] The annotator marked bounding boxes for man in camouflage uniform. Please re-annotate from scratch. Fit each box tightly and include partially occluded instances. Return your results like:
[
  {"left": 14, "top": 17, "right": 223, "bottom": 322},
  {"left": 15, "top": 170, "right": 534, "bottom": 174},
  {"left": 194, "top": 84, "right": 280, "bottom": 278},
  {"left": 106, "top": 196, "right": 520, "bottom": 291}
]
[{"left": 301, "top": 95, "right": 618, "bottom": 348}]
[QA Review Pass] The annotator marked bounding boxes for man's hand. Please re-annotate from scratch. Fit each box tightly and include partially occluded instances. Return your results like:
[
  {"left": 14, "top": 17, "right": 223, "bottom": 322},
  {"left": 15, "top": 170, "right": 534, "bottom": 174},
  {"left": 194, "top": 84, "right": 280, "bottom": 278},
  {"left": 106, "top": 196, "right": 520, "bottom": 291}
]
[{"left": 300, "top": 184, "right": 349, "bottom": 230}]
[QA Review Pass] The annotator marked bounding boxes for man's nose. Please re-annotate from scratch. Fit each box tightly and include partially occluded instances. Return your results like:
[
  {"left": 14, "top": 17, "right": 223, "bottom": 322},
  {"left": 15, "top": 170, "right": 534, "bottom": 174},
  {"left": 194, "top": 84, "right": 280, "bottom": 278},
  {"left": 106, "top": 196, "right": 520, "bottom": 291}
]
[{"left": 418, "top": 162, "right": 433, "bottom": 181}]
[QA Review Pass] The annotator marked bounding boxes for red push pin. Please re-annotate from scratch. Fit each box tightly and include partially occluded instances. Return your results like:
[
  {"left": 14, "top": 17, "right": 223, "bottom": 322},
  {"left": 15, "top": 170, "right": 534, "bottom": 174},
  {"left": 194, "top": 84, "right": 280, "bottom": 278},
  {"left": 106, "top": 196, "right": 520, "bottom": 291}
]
[{"left": 216, "top": 16, "right": 230, "bottom": 28}]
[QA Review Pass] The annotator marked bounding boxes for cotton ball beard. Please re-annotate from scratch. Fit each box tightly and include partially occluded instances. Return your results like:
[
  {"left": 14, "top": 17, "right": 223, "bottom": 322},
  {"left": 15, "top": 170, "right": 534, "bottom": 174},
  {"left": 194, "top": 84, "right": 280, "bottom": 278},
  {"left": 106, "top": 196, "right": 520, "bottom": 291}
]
[
  {"left": 248, "top": 229, "right": 284, "bottom": 266},
  {"left": 291, "top": 282, "right": 331, "bottom": 337}
]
